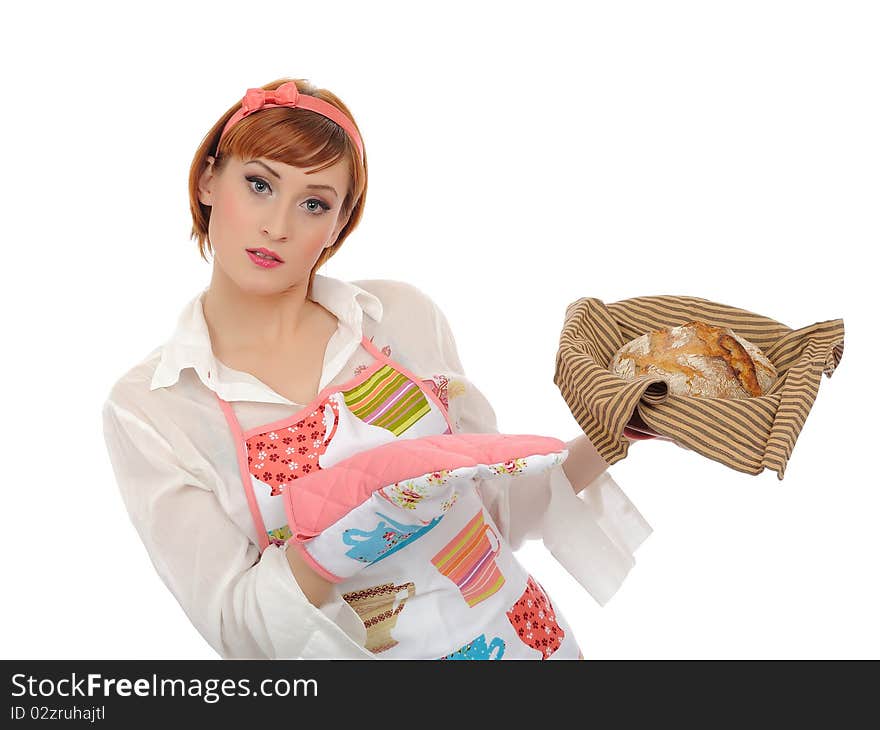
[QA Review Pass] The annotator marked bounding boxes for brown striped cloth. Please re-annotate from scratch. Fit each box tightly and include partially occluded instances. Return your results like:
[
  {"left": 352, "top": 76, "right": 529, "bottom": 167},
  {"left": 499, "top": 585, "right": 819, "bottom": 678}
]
[{"left": 553, "top": 295, "right": 844, "bottom": 480}]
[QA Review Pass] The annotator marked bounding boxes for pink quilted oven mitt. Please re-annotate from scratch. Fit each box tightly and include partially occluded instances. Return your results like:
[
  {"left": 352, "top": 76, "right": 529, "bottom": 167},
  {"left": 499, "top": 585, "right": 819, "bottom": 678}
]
[{"left": 282, "top": 432, "right": 568, "bottom": 582}]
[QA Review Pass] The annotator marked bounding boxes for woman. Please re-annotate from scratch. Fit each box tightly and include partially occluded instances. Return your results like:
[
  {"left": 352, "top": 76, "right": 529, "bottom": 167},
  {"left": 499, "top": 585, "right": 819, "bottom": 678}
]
[{"left": 101, "top": 77, "right": 652, "bottom": 659}]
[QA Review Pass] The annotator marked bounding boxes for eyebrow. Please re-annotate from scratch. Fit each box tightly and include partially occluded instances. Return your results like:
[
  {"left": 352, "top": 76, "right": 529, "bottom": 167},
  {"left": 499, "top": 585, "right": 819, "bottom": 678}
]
[{"left": 244, "top": 159, "right": 339, "bottom": 196}]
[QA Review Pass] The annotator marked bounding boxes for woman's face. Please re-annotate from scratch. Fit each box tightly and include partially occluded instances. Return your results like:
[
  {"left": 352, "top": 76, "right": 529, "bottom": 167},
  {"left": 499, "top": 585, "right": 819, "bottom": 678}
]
[{"left": 198, "top": 154, "right": 351, "bottom": 293}]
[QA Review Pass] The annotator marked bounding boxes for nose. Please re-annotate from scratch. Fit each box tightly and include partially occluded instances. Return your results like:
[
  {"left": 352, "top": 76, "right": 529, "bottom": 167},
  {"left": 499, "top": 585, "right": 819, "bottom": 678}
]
[{"left": 261, "top": 204, "right": 292, "bottom": 242}]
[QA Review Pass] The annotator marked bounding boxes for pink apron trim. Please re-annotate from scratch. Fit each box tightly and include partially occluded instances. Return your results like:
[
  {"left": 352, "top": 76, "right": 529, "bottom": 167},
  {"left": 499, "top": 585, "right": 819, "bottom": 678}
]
[{"left": 216, "top": 395, "right": 272, "bottom": 553}]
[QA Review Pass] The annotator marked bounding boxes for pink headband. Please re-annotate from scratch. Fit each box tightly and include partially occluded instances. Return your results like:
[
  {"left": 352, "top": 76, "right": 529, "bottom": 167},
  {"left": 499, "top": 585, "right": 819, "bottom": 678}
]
[{"left": 215, "top": 81, "right": 364, "bottom": 162}]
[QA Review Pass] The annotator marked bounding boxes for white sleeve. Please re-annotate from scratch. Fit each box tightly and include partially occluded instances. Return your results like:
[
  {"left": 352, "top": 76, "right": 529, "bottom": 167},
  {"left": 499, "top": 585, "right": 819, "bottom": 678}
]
[
  {"left": 101, "top": 399, "right": 373, "bottom": 659},
  {"left": 428, "top": 296, "right": 653, "bottom": 606}
]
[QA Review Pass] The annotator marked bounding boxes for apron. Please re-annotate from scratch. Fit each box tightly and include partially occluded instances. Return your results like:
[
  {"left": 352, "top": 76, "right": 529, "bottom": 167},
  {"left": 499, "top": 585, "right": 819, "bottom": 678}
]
[{"left": 216, "top": 333, "right": 584, "bottom": 659}]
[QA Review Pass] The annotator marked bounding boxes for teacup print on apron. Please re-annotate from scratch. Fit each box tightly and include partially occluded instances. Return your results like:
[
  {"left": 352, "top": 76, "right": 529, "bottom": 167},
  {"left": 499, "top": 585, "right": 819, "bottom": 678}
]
[
  {"left": 216, "top": 333, "right": 456, "bottom": 552},
  {"left": 342, "top": 511, "right": 443, "bottom": 565},
  {"left": 437, "top": 633, "right": 506, "bottom": 660},
  {"left": 506, "top": 576, "right": 565, "bottom": 659},
  {"left": 355, "top": 341, "right": 450, "bottom": 415},
  {"left": 341, "top": 363, "right": 434, "bottom": 436},
  {"left": 318, "top": 392, "right": 397, "bottom": 469},
  {"left": 425, "top": 373, "right": 450, "bottom": 411},
  {"left": 244, "top": 398, "right": 342, "bottom": 547},
  {"left": 342, "top": 581, "right": 416, "bottom": 654},
  {"left": 431, "top": 509, "right": 505, "bottom": 608}
]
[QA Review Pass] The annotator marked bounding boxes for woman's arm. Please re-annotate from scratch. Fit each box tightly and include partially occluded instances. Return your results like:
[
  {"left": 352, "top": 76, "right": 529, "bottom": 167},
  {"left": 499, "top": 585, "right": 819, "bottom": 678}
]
[
  {"left": 284, "top": 543, "right": 334, "bottom": 608},
  {"left": 101, "top": 398, "right": 367, "bottom": 659},
  {"left": 562, "top": 433, "right": 612, "bottom": 495}
]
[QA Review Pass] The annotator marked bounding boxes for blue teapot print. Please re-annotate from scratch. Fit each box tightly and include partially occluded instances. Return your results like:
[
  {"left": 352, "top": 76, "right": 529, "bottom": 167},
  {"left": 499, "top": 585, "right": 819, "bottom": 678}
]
[
  {"left": 342, "top": 511, "right": 442, "bottom": 565},
  {"left": 438, "top": 633, "right": 506, "bottom": 660}
]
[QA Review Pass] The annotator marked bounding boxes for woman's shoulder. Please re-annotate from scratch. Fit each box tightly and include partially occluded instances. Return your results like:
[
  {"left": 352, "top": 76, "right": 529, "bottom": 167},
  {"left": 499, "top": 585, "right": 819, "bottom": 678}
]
[
  {"left": 102, "top": 345, "right": 164, "bottom": 418},
  {"left": 351, "top": 278, "right": 443, "bottom": 323},
  {"left": 351, "top": 278, "right": 451, "bottom": 371}
]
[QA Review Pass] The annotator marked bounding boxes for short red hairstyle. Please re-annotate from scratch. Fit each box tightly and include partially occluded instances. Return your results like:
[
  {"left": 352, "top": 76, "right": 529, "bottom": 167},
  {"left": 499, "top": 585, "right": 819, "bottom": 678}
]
[{"left": 188, "top": 77, "right": 367, "bottom": 294}]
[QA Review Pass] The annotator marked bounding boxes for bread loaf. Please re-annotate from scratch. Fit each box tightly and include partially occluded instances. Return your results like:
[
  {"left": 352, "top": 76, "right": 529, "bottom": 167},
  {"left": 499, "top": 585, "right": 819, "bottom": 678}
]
[{"left": 609, "top": 319, "right": 778, "bottom": 399}]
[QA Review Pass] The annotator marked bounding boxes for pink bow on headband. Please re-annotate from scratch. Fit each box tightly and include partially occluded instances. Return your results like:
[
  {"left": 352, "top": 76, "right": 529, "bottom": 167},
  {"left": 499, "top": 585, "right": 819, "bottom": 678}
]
[
  {"left": 217, "top": 81, "right": 364, "bottom": 161},
  {"left": 240, "top": 82, "right": 300, "bottom": 118}
]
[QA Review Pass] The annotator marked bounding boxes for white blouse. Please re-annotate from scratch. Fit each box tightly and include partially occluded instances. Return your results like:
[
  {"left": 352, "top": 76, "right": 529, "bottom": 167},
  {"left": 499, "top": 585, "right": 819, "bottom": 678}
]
[{"left": 101, "top": 274, "right": 652, "bottom": 659}]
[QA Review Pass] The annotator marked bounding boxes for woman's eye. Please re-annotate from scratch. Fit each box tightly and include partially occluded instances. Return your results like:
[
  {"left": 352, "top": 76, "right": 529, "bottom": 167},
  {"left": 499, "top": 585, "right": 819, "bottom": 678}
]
[
  {"left": 246, "top": 176, "right": 271, "bottom": 195},
  {"left": 304, "top": 199, "right": 331, "bottom": 215}
]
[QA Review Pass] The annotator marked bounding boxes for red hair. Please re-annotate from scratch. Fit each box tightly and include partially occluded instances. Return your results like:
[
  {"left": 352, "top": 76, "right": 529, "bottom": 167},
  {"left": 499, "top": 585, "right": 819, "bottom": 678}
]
[{"left": 188, "top": 77, "right": 367, "bottom": 293}]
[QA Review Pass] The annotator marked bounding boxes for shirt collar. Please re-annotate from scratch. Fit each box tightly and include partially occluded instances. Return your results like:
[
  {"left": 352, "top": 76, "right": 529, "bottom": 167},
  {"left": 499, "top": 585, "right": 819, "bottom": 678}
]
[{"left": 150, "top": 274, "right": 383, "bottom": 393}]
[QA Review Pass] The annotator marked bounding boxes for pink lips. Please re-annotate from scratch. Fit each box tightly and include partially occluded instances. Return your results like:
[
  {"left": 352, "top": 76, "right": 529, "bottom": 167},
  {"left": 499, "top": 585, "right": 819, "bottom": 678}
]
[
  {"left": 246, "top": 250, "right": 283, "bottom": 268},
  {"left": 246, "top": 247, "right": 283, "bottom": 262}
]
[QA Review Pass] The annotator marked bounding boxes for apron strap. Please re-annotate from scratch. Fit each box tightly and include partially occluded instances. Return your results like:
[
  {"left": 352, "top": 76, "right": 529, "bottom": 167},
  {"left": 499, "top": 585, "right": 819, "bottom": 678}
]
[{"left": 215, "top": 392, "right": 272, "bottom": 553}]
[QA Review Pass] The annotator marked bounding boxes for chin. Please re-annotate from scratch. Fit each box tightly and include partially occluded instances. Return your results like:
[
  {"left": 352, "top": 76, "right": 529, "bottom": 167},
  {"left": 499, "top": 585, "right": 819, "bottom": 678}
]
[{"left": 240, "top": 267, "right": 315, "bottom": 295}]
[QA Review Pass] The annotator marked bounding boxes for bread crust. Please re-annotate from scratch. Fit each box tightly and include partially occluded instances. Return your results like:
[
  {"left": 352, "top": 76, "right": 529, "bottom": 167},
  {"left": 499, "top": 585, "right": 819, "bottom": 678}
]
[{"left": 609, "top": 319, "right": 778, "bottom": 399}]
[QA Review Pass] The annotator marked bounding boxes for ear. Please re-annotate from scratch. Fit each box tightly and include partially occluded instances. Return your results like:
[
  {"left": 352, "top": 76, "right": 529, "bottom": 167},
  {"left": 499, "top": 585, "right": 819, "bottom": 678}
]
[{"left": 197, "top": 156, "right": 218, "bottom": 207}]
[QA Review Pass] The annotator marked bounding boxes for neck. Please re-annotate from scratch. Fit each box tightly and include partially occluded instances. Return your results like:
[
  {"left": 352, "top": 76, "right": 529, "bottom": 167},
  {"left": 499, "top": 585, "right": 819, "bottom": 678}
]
[{"left": 202, "top": 265, "right": 316, "bottom": 353}]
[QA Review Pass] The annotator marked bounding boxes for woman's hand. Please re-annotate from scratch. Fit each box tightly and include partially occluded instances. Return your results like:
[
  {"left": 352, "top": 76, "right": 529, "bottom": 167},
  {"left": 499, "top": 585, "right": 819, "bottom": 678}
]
[
  {"left": 624, "top": 411, "right": 658, "bottom": 442},
  {"left": 623, "top": 425, "right": 656, "bottom": 442}
]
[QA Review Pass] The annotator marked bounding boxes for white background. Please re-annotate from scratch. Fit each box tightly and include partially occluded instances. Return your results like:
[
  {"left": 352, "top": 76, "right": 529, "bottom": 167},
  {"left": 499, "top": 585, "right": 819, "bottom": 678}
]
[{"left": 2, "top": 0, "right": 877, "bottom": 659}]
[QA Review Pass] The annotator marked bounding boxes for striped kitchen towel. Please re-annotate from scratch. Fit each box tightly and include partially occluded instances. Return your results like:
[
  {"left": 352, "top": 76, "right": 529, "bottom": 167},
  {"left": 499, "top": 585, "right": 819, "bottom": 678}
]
[{"left": 553, "top": 295, "right": 844, "bottom": 480}]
